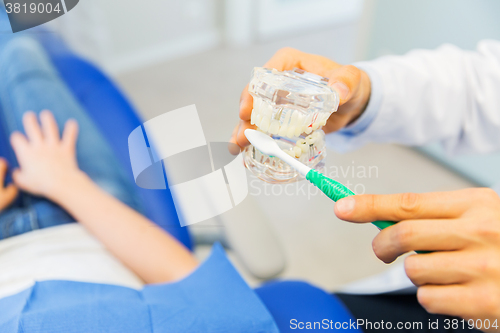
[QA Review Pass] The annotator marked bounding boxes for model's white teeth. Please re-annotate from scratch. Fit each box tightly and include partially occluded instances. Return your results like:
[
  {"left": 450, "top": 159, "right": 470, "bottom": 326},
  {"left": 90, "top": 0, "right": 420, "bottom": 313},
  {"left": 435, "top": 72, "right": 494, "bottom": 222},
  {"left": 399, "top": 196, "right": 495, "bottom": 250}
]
[
  {"left": 314, "top": 130, "right": 323, "bottom": 140},
  {"left": 260, "top": 116, "right": 271, "bottom": 132},
  {"left": 261, "top": 102, "right": 273, "bottom": 118},
  {"left": 250, "top": 109, "right": 256, "bottom": 125},
  {"left": 255, "top": 114, "right": 263, "bottom": 128},
  {"left": 253, "top": 103, "right": 330, "bottom": 141},
  {"left": 290, "top": 111, "right": 299, "bottom": 127},
  {"left": 298, "top": 113, "right": 305, "bottom": 126},
  {"left": 296, "top": 139, "right": 309, "bottom": 153},
  {"left": 278, "top": 124, "right": 288, "bottom": 137},
  {"left": 269, "top": 120, "right": 280, "bottom": 134},
  {"left": 282, "top": 110, "right": 291, "bottom": 126},
  {"left": 309, "top": 113, "right": 318, "bottom": 130},
  {"left": 305, "top": 135, "right": 316, "bottom": 145},
  {"left": 304, "top": 114, "right": 313, "bottom": 127},
  {"left": 285, "top": 149, "right": 296, "bottom": 158},
  {"left": 253, "top": 97, "right": 263, "bottom": 111},
  {"left": 294, "top": 123, "right": 303, "bottom": 137},
  {"left": 319, "top": 113, "right": 329, "bottom": 126},
  {"left": 296, "top": 138, "right": 307, "bottom": 145},
  {"left": 293, "top": 146, "right": 302, "bottom": 158}
]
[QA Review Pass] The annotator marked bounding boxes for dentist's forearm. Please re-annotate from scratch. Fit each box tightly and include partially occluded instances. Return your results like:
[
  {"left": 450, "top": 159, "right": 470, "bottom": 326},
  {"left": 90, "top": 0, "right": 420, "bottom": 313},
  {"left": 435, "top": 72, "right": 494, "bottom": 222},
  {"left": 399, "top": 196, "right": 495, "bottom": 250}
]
[{"left": 50, "top": 171, "right": 198, "bottom": 284}]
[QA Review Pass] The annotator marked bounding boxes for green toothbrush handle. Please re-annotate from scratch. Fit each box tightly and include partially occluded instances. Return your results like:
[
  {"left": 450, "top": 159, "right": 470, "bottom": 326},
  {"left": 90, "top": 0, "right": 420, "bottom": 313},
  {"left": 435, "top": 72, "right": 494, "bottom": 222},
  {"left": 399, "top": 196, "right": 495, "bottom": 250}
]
[{"left": 306, "top": 169, "right": 395, "bottom": 230}]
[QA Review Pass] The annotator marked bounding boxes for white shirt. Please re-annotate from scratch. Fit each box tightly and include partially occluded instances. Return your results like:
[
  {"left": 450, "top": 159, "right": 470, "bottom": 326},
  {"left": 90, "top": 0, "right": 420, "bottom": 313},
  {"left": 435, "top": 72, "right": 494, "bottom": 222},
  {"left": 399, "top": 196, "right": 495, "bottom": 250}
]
[
  {"left": 328, "top": 40, "right": 500, "bottom": 156},
  {"left": 0, "top": 224, "right": 144, "bottom": 299}
]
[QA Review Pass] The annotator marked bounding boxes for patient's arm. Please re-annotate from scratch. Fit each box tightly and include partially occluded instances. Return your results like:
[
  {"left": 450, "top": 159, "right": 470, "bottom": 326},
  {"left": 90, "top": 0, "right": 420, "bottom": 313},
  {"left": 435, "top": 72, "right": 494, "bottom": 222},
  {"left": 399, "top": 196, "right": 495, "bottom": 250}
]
[
  {"left": 10, "top": 111, "right": 198, "bottom": 284},
  {"left": 0, "top": 158, "right": 18, "bottom": 212}
]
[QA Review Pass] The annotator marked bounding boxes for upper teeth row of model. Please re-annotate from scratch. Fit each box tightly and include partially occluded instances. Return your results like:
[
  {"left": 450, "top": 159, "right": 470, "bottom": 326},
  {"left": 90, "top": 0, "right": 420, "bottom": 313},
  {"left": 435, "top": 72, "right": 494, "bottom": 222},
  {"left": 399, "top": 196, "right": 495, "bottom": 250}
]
[{"left": 250, "top": 98, "right": 330, "bottom": 137}]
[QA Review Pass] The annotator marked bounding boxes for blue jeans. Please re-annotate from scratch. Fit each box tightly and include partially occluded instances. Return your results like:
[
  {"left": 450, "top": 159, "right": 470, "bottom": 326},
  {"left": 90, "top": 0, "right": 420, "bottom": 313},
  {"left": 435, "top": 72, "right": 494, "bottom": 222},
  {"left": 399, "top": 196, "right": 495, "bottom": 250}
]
[{"left": 0, "top": 35, "right": 142, "bottom": 239}]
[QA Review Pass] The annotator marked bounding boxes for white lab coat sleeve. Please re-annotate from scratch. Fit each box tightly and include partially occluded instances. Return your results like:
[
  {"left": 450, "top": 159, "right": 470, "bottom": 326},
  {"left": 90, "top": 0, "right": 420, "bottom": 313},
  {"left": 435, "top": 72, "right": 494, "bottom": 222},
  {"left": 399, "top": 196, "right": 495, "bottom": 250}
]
[{"left": 326, "top": 40, "right": 500, "bottom": 155}]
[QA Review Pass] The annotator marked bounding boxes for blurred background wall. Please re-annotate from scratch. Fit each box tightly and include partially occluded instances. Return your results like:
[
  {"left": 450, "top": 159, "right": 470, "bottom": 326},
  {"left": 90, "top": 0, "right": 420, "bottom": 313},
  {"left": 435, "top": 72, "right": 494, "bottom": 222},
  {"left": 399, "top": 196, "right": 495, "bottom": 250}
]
[
  {"left": 49, "top": 0, "right": 220, "bottom": 73},
  {"left": 361, "top": 0, "right": 500, "bottom": 59},
  {"left": 50, "top": 0, "right": 500, "bottom": 72},
  {"left": 50, "top": 0, "right": 363, "bottom": 74}
]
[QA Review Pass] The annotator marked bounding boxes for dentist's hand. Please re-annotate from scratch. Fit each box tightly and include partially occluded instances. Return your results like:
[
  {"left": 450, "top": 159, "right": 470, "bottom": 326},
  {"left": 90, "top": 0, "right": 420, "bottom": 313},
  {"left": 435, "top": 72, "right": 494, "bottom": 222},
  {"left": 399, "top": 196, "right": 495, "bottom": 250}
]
[
  {"left": 230, "top": 47, "right": 372, "bottom": 150},
  {"left": 10, "top": 111, "right": 82, "bottom": 201},
  {"left": 0, "top": 158, "right": 18, "bottom": 212},
  {"left": 335, "top": 189, "right": 500, "bottom": 330}
]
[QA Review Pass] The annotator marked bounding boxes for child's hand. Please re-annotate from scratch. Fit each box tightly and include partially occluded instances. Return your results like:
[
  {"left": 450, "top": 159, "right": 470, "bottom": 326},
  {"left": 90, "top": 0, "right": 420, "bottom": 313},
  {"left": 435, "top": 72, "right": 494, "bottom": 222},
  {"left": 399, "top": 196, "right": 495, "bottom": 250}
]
[
  {"left": 10, "top": 111, "right": 81, "bottom": 200},
  {"left": 0, "top": 158, "right": 18, "bottom": 212}
]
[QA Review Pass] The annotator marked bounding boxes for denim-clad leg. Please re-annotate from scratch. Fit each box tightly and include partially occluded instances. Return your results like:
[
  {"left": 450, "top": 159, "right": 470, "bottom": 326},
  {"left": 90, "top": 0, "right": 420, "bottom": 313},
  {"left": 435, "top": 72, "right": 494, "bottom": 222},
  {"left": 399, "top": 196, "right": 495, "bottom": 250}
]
[{"left": 0, "top": 36, "right": 143, "bottom": 239}]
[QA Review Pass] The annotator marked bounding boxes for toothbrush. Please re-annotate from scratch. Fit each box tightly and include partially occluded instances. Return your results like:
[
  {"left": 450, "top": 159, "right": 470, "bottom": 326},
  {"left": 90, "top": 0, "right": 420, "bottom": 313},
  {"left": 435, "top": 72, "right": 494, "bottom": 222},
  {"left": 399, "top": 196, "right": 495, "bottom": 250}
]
[{"left": 244, "top": 129, "right": 396, "bottom": 231}]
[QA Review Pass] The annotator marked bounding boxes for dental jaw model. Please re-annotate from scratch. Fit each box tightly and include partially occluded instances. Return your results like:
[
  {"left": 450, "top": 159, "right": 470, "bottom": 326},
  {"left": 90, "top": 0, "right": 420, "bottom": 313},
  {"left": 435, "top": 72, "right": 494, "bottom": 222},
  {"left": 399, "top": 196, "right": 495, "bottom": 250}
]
[{"left": 243, "top": 67, "right": 340, "bottom": 183}]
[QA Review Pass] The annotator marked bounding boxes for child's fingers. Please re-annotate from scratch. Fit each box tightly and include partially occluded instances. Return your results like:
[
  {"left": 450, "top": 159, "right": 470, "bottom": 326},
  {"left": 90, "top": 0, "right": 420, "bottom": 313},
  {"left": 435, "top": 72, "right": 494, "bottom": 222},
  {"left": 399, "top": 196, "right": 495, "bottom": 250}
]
[
  {"left": 10, "top": 132, "right": 29, "bottom": 158},
  {"left": 0, "top": 159, "right": 17, "bottom": 209},
  {"left": 40, "top": 110, "right": 60, "bottom": 144},
  {"left": 3, "top": 183, "right": 18, "bottom": 201},
  {"left": 0, "top": 158, "right": 7, "bottom": 184},
  {"left": 11, "top": 169, "right": 26, "bottom": 190},
  {"left": 22, "top": 112, "right": 43, "bottom": 144},
  {"left": 62, "top": 119, "right": 79, "bottom": 150},
  {"left": 0, "top": 183, "right": 18, "bottom": 210}
]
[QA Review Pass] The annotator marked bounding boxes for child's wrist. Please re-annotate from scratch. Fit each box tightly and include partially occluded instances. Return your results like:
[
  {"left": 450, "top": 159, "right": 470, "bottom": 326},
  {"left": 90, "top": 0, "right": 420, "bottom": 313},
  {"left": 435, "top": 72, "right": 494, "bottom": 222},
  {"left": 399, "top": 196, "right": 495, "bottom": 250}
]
[{"left": 49, "top": 170, "right": 92, "bottom": 204}]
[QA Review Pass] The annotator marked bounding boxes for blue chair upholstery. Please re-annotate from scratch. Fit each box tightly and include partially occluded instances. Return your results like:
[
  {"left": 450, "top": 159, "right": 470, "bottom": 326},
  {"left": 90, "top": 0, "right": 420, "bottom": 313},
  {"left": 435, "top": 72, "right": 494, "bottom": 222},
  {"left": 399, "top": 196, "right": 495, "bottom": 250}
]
[
  {"left": 36, "top": 33, "right": 192, "bottom": 249},
  {"left": 255, "top": 281, "right": 360, "bottom": 332}
]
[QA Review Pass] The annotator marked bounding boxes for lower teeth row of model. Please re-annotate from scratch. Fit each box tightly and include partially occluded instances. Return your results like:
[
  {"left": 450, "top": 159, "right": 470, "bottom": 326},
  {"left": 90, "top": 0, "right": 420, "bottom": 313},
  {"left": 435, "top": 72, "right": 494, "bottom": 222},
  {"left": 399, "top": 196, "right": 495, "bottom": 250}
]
[
  {"left": 285, "top": 131, "right": 324, "bottom": 158},
  {"left": 250, "top": 98, "right": 330, "bottom": 138}
]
